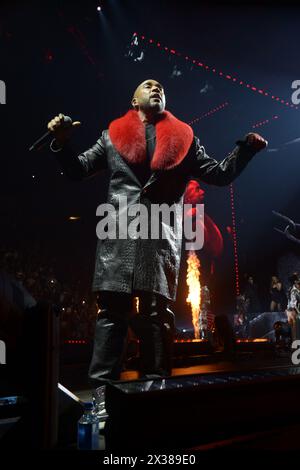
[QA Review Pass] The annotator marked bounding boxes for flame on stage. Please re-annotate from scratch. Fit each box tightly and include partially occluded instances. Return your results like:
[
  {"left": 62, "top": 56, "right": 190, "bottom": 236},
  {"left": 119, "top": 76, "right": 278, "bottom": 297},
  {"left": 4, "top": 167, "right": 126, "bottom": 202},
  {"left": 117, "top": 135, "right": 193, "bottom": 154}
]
[
  {"left": 186, "top": 250, "right": 201, "bottom": 339},
  {"left": 134, "top": 296, "right": 140, "bottom": 314}
]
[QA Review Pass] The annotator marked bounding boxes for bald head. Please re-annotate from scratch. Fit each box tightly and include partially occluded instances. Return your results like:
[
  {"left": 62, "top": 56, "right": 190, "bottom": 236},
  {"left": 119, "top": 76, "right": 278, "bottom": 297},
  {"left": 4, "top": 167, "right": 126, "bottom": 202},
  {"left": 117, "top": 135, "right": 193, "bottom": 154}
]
[{"left": 131, "top": 79, "right": 166, "bottom": 115}]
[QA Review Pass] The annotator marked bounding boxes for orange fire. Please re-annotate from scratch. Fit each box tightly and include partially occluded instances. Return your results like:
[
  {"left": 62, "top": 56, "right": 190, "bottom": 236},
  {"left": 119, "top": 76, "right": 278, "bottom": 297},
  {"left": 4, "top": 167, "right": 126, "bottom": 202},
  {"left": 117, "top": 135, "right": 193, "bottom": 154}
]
[
  {"left": 134, "top": 296, "right": 140, "bottom": 314},
  {"left": 186, "top": 250, "right": 201, "bottom": 339}
]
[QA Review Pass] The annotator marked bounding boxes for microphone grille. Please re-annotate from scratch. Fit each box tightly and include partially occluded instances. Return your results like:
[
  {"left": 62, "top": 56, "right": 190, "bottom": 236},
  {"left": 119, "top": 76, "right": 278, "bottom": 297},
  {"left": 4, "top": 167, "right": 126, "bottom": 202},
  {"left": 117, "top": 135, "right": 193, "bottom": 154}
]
[{"left": 62, "top": 115, "right": 72, "bottom": 127}]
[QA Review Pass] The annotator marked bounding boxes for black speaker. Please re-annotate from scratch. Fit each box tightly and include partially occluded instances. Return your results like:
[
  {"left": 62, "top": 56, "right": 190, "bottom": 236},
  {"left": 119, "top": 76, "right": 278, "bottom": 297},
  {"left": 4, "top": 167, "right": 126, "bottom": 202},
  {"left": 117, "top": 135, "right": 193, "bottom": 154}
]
[
  {"left": 0, "top": 299, "right": 60, "bottom": 449},
  {"left": 0, "top": 272, "right": 84, "bottom": 449}
]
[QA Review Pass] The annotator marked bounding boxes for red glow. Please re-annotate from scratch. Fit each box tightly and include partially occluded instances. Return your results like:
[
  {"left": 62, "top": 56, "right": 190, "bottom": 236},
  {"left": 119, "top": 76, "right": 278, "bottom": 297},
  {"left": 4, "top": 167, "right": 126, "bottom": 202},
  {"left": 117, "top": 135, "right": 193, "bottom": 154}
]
[
  {"left": 188, "top": 102, "right": 229, "bottom": 124},
  {"left": 184, "top": 180, "right": 224, "bottom": 258},
  {"left": 175, "top": 339, "right": 206, "bottom": 343},
  {"left": 65, "top": 339, "right": 87, "bottom": 344},
  {"left": 45, "top": 49, "right": 54, "bottom": 62},
  {"left": 230, "top": 184, "right": 240, "bottom": 296},
  {"left": 252, "top": 111, "right": 282, "bottom": 128}
]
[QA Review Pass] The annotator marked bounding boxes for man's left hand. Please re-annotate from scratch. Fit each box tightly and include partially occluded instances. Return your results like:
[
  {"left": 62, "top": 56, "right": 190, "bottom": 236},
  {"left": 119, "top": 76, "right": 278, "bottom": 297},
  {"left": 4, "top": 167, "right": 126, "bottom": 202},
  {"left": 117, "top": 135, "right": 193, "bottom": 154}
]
[{"left": 245, "top": 132, "right": 268, "bottom": 151}]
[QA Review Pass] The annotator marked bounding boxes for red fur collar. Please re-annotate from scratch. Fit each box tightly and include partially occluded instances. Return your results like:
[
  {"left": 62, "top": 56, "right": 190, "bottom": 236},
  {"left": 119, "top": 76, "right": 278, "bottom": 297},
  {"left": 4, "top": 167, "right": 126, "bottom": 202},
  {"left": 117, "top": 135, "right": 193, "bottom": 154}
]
[{"left": 108, "top": 110, "right": 194, "bottom": 171}]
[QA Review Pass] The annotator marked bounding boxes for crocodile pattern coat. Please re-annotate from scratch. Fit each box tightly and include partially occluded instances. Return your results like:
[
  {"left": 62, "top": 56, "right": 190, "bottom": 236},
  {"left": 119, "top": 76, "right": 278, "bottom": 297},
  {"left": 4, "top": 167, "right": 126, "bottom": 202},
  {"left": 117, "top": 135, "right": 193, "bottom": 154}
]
[{"left": 54, "top": 110, "right": 257, "bottom": 301}]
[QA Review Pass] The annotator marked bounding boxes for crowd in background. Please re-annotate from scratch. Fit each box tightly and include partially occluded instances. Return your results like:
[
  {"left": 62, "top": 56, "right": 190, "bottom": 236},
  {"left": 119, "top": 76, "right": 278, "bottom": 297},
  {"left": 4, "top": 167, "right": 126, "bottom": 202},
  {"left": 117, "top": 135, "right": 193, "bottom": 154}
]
[
  {"left": 0, "top": 245, "right": 97, "bottom": 341},
  {"left": 1, "top": 244, "right": 300, "bottom": 342}
]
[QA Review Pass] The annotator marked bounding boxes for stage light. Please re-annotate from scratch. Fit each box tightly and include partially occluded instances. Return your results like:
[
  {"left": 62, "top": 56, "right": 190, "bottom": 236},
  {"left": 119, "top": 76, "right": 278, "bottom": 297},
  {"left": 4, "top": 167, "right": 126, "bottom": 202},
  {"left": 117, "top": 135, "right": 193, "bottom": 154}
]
[
  {"left": 251, "top": 113, "right": 280, "bottom": 129},
  {"left": 45, "top": 49, "right": 54, "bottom": 63},
  {"left": 125, "top": 34, "right": 145, "bottom": 62},
  {"left": 229, "top": 184, "right": 240, "bottom": 296},
  {"left": 171, "top": 64, "right": 182, "bottom": 79},
  {"left": 136, "top": 32, "right": 297, "bottom": 110},
  {"left": 188, "top": 102, "right": 229, "bottom": 125},
  {"left": 97, "top": 6, "right": 102, "bottom": 12}
]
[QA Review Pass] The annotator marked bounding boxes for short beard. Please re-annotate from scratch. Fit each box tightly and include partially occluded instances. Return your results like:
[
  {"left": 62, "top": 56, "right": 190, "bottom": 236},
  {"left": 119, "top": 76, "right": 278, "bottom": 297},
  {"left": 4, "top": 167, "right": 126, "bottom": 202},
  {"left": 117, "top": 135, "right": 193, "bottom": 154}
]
[{"left": 145, "top": 99, "right": 164, "bottom": 115}]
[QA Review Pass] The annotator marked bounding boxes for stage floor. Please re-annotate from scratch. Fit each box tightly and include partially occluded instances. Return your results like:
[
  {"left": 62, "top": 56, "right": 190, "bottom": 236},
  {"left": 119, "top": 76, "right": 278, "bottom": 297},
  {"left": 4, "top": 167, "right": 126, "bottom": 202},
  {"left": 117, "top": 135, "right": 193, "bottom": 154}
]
[
  {"left": 62, "top": 350, "right": 292, "bottom": 395},
  {"left": 73, "top": 352, "right": 292, "bottom": 399}
]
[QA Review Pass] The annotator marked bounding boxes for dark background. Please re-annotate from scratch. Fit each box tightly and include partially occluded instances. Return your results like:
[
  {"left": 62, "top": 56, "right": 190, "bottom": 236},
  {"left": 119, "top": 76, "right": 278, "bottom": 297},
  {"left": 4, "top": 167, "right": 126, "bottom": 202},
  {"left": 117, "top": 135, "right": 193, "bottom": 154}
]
[{"left": 1, "top": 0, "right": 300, "bottom": 329}]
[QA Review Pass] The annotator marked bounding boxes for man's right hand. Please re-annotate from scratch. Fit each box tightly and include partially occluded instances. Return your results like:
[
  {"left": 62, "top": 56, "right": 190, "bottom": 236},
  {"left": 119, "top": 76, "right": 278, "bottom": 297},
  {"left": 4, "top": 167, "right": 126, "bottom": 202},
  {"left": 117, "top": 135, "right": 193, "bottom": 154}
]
[{"left": 47, "top": 113, "right": 81, "bottom": 147}]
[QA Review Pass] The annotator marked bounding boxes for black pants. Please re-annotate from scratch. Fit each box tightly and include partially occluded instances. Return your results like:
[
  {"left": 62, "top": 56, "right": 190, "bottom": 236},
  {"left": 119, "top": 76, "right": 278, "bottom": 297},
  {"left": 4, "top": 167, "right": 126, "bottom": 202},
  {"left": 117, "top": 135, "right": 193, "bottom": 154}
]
[{"left": 88, "top": 290, "right": 175, "bottom": 387}]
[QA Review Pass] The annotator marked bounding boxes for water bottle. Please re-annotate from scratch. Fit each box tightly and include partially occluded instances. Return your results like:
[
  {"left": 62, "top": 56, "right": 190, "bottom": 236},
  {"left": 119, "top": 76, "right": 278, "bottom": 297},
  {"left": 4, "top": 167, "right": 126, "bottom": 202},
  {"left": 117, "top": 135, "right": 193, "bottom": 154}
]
[{"left": 77, "top": 401, "right": 99, "bottom": 450}]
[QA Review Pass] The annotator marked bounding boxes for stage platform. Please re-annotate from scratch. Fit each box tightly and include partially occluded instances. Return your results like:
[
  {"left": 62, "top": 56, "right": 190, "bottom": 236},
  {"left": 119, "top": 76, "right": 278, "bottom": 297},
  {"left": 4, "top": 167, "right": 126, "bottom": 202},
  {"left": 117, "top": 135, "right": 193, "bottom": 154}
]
[
  {"left": 61, "top": 346, "right": 291, "bottom": 392},
  {"left": 1, "top": 350, "right": 299, "bottom": 452},
  {"left": 71, "top": 354, "right": 300, "bottom": 451}
]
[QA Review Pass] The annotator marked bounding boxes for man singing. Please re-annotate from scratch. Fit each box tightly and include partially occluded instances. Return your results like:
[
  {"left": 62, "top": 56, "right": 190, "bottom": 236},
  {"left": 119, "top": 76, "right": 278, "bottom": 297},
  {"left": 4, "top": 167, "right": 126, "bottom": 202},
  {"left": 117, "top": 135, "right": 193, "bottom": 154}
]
[{"left": 48, "top": 79, "right": 267, "bottom": 388}]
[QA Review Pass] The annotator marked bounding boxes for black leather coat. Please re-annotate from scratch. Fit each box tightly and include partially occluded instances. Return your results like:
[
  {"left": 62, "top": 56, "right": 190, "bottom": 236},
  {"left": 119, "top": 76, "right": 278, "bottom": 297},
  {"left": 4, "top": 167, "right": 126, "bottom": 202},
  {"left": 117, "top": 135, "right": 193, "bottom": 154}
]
[{"left": 54, "top": 131, "right": 257, "bottom": 301}]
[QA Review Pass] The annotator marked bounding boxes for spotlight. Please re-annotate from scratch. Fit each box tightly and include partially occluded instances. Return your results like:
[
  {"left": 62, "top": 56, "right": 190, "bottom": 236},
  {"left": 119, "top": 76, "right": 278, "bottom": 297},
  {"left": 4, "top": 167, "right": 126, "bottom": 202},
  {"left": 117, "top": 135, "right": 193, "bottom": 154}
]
[
  {"left": 170, "top": 64, "right": 182, "bottom": 79},
  {"left": 97, "top": 6, "right": 101, "bottom": 11}
]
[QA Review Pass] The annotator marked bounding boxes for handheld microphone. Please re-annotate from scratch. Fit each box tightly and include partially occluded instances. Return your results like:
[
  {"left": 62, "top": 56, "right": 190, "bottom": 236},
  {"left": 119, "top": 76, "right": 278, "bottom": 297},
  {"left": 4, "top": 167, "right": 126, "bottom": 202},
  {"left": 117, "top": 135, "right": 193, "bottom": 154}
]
[{"left": 29, "top": 115, "right": 72, "bottom": 152}]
